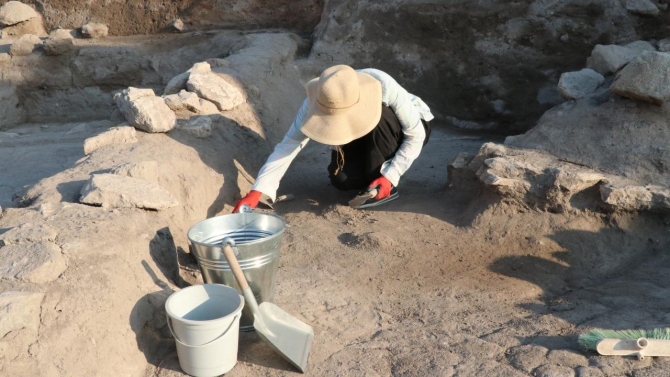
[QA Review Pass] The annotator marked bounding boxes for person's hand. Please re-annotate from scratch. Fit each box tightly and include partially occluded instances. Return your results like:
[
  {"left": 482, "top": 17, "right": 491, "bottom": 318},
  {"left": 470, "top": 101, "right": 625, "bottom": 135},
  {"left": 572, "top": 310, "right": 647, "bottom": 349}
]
[
  {"left": 368, "top": 176, "right": 392, "bottom": 200},
  {"left": 233, "top": 190, "right": 262, "bottom": 213}
]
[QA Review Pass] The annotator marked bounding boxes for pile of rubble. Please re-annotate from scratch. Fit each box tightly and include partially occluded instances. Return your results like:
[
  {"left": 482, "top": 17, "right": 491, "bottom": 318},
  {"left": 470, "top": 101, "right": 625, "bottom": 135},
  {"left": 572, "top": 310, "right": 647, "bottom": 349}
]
[
  {"left": 114, "top": 60, "right": 244, "bottom": 138},
  {"left": 451, "top": 38, "right": 670, "bottom": 214},
  {"left": 0, "top": 27, "right": 303, "bottom": 375},
  {"left": 0, "top": 1, "right": 108, "bottom": 57}
]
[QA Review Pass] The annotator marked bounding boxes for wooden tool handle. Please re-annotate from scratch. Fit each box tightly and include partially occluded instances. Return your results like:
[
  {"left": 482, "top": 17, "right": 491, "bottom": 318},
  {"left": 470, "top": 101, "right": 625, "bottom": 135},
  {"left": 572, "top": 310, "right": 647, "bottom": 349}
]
[
  {"left": 222, "top": 244, "right": 249, "bottom": 291},
  {"left": 596, "top": 338, "right": 670, "bottom": 359}
]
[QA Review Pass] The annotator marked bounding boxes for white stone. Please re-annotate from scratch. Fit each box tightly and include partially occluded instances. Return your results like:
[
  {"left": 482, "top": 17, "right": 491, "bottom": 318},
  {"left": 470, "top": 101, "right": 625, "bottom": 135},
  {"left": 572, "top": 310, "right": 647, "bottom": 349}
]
[
  {"left": 601, "top": 184, "right": 670, "bottom": 211},
  {"left": 557, "top": 69, "right": 605, "bottom": 100},
  {"left": 586, "top": 44, "right": 641, "bottom": 75},
  {"left": 601, "top": 184, "right": 653, "bottom": 210},
  {"left": 164, "top": 72, "right": 189, "bottom": 96},
  {"left": 625, "top": 40, "right": 656, "bottom": 53},
  {"left": 0, "top": 291, "right": 44, "bottom": 337},
  {"left": 164, "top": 90, "right": 202, "bottom": 113},
  {"left": 189, "top": 62, "right": 211, "bottom": 73},
  {"left": 1, "top": 15, "right": 46, "bottom": 38},
  {"left": 114, "top": 87, "right": 177, "bottom": 133},
  {"left": 83, "top": 125, "right": 137, "bottom": 155},
  {"left": 163, "top": 62, "right": 211, "bottom": 95},
  {"left": 81, "top": 22, "right": 108, "bottom": 38},
  {"left": 0, "top": 241, "right": 66, "bottom": 283},
  {"left": 186, "top": 72, "right": 244, "bottom": 111},
  {"left": 178, "top": 116, "right": 212, "bottom": 138},
  {"left": 9, "top": 33, "right": 42, "bottom": 56},
  {"left": 169, "top": 19, "right": 187, "bottom": 32},
  {"left": 80, "top": 174, "right": 179, "bottom": 211},
  {"left": 0, "top": 222, "right": 58, "bottom": 246},
  {"left": 49, "top": 28, "right": 75, "bottom": 39},
  {"left": 111, "top": 161, "right": 158, "bottom": 184},
  {"left": 610, "top": 51, "right": 670, "bottom": 105},
  {"left": 0, "top": 1, "right": 39, "bottom": 26},
  {"left": 624, "top": 0, "right": 660, "bottom": 16}
]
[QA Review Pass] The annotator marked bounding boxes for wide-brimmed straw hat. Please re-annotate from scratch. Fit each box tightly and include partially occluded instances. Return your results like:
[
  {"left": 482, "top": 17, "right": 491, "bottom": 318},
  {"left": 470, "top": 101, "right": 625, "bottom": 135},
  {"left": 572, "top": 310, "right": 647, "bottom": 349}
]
[{"left": 301, "top": 65, "right": 382, "bottom": 146}]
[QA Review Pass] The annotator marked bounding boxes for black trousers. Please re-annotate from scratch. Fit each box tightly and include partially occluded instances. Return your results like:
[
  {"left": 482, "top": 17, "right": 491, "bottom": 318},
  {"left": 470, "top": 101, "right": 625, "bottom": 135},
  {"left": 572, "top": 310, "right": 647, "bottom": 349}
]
[{"left": 328, "top": 105, "right": 431, "bottom": 191}]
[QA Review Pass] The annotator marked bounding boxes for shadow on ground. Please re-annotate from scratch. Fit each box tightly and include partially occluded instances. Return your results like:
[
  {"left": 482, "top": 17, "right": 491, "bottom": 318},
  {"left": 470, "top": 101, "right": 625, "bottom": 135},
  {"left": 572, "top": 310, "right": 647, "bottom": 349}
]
[{"left": 490, "top": 216, "right": 670, "bottom": 352}]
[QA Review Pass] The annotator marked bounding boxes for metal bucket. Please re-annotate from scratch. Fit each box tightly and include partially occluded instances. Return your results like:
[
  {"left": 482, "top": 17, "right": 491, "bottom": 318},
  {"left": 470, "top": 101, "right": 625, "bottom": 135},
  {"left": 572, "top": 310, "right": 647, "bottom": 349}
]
[{"left": 187, "top": 211, "right": 285, "bottom": 331}]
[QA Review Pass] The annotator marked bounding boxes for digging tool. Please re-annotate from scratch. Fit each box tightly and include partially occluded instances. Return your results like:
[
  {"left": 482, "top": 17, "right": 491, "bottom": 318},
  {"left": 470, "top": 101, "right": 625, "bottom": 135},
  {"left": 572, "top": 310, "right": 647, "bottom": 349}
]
[
  {"left": 221, "top": 239, "right": 313, "bottom": 372},
  {"left": 259, "top": 194, "right": 295, "bottom": 210},
  {"left": 348, "top": 187, "right": 378, "bottom": 208},
  {"left": 579, "top": 328, "right": 670, "bottom": 359}
]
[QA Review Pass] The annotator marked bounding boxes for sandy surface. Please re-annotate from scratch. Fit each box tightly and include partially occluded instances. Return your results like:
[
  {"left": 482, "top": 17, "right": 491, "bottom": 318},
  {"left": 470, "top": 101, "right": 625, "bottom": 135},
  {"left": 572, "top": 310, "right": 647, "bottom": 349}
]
[
  {"left": 1, "top": 31, "right": 669, "bottom": 377},
  {"left": 2, "top": 121, "right": 670, "bottom": 377},
  {"left": 149, "top": 127, "right": 670, "bottom": 377}
]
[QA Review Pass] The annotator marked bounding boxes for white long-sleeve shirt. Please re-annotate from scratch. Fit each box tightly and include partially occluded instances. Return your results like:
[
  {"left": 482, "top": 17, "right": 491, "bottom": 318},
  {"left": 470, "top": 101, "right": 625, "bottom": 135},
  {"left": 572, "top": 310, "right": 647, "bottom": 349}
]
[{"left": 251, "top": 68, "right": 434, "bottom": 201}]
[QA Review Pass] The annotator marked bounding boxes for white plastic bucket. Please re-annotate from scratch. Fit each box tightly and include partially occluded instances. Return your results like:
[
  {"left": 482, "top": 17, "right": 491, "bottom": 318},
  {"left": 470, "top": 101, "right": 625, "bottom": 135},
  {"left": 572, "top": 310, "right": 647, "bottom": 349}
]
[{"left": 165, "top": 284, "right": 245, "bottom": 377}]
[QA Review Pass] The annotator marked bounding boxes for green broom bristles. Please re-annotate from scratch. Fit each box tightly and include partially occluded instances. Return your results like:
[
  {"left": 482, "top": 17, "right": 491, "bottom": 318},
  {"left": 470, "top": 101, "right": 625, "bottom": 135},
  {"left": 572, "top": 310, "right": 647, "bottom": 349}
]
[{"left": 579, "top": 328, "right": 670, "bottom": 350}]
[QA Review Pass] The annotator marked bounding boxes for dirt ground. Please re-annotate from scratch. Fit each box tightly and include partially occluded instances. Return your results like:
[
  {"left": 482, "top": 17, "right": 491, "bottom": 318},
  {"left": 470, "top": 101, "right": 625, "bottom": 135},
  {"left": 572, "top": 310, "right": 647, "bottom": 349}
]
[
  {"left": 4, "top": 117, "right": 670, "bottom": 377},
  {"left": 201, "top": 127, "right": 670, "bottom": 377},
  {"left": 1, "top": 26, "right": 670, "bottom": 377}
]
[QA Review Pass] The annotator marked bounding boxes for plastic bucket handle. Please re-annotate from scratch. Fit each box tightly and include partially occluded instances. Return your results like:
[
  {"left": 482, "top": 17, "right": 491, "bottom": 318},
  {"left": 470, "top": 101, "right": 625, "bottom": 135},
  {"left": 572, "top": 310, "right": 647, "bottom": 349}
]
[{"left": 167, "top": 315, "right": 239, "bottom": 348}]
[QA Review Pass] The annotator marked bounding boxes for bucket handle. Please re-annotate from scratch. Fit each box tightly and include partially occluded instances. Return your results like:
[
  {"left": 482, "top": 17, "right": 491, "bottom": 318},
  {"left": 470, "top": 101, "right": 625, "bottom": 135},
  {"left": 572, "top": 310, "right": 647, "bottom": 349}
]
[{"left": 167, "top": 314, "right": 239, "bottom": 348}]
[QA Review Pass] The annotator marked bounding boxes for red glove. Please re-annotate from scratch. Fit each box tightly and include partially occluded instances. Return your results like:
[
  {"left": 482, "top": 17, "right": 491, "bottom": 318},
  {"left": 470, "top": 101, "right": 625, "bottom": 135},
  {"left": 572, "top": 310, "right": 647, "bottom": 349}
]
[
  {"left": 233, "top": 190, "right": 262, "bottom": 213},
  {"left": 369, "top": 176, "right": 392, "bottom": 200}
]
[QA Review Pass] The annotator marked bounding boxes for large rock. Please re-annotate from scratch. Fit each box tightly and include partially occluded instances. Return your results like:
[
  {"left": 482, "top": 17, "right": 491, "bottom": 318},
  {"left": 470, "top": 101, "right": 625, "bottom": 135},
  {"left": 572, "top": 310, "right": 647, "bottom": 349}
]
[
  {"left": 81, "top": 22, "right": 108, "bottom": 38},
  {"left": 610, "top": 51, "right": 670, "bottom": 105},
  {"left": 163, "top": 62, "right": 211, "bottom": 95},
  {"left": 49, "top": 28, "right": 75, "bottom": 39},
  {"left": 0, "top": 1, "right": 39, "bottom": 26},
  {"left": 9, "top": 33, "right": 42, "bottom": 56},
  {"left": 0, "top": 222, "right": 58, "bottom": 246},
  {"left": 600, "top": 184, "right": 670, "bottom": 212},
  {"left": 0, "top": 241, "right": 67, "bottom": 283},
  {"left": 0, "top": 291, "right": 44, "bottom": 337},
  {"left": 586, "top": 44, "right": 642, "bottom": 75},
  {"left": 114, "top": 87, "right": 177, "bottom": 133},
  {"left": 79, "top": 173, "right": 179, "bottom": 211},
  {"left": 43, "top": 36, "right": 74, "bottom": 56},
  {"left": 0, "top": 15, "right": 47, "bottom": 38},
  {"left": 83, "top": 125, "right": 137, "bottom": 155},
  {"left": 506, "top": 96, "right": 670, "bottom": 190},
  {"left": 625, "top": 40, "right": 656, "bottom": 53},
  {"left": 164, "top": 90, "right": 202, "bottom": 113},
  {"left": 557, "top": 69, "right": 605, "bottom": 100},
  {"left": 466, "top": 140, "right": 670, "bottom": 214},
  {"left": 111, "top": 161, "right": 158, "bottom": 184},
  {"left": 187, "top": 72, "right": 244, "bottom": 111},
  {"left": 624, "top": 0, "right": 660, "bottom": 16}
]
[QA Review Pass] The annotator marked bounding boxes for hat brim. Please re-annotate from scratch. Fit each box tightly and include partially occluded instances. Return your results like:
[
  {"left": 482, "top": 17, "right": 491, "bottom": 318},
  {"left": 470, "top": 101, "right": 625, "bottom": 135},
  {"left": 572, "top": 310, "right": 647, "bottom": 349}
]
[{"left": 300, "top": 72, "right": 382, "bottom": 146}]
